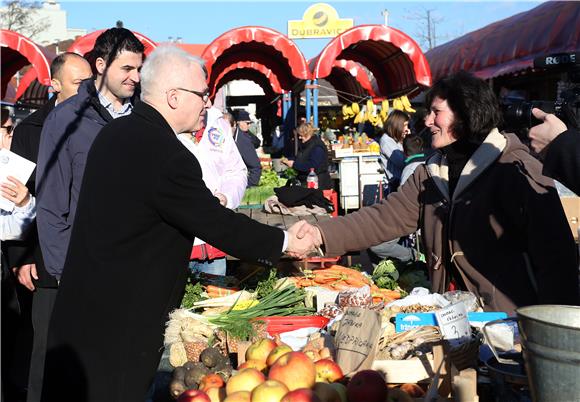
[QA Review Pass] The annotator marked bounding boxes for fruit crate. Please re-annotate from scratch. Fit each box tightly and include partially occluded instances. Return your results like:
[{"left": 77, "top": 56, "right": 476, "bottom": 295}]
[{"left": 255, "top": 316, "right": 330, "bottom": 336}]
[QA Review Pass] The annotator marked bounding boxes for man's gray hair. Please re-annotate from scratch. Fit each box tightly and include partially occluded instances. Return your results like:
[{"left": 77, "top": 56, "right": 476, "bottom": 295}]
[{"left": 140, "top": 45, "right": 207, "bottom": 100}]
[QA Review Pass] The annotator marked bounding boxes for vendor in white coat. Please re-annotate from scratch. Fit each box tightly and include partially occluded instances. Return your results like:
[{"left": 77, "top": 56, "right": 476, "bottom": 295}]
[{"left": 177, "top": 106, "right": 248, "bottom": 275}]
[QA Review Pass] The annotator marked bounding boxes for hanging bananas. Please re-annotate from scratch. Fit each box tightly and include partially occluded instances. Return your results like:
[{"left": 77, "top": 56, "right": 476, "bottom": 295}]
[{"left": 401, "top": 95, "right": 416, "bottom": 113}]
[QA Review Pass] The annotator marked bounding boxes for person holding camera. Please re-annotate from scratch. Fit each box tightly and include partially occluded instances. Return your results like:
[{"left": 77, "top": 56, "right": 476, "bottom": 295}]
[
  {"left": 529, "top": 108, "right": 580, "bottom": 195},
  {"left": 295, "top": 71, "right": 579, "bottom": 314}
]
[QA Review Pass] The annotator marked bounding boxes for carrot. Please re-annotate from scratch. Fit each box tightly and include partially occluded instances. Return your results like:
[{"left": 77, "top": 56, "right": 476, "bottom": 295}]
[{"left": 206, "top": 285, "right": 238, "bottom": 297}]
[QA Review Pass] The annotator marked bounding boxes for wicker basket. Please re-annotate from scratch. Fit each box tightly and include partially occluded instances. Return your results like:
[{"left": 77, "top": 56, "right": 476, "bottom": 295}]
[{"left": 448, "top": 338, "right": 480, "bottom": 371}]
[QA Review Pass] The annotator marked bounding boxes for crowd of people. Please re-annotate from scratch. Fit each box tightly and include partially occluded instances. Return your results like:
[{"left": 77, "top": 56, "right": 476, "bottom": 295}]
[{"left": 1, "top": 26, "right": 579, "bottom": 402}]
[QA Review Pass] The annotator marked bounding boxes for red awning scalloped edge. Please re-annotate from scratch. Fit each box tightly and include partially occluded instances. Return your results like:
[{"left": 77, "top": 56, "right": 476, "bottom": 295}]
[
  {"left": 68, "top": 29, "right": 157, "bottom": 56},
  {"left": 213, "top": 61, "right": 283, "bottom": 95},
  {"left": 332, "top": 59, "right": 378, "bottom": 98},
  {"left": 313, "top": 25, "right": 431, "bottom": 88},
  {"left": 1, "top": 29, "right": 52, "bottom": 86},
  {"left": 201, "top": 26, "right": 310, "bottom": 81}
]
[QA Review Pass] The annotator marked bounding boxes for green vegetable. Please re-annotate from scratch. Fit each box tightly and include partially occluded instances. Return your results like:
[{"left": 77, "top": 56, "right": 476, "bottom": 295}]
[
  {"left": 254, "top": 268, "right": 278, "bottom": 299},
  {"left": 208, "top": 285, "right": 314, "bottom": 341},
  {"left": 372, "top": 259, "right": 400, "bottom": 290},
  {"left": 259, "top": 169, "right": 281, "bottom": 187},
  {"left": 282, "top": 168, "right": 298, "bottom": 180},
  {"left": 181, "top": 280, "right": 205, "bottom": 309}
]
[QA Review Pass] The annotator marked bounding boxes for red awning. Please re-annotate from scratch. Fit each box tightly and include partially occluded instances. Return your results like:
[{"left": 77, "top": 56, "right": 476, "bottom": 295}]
[
  {"left": 330, "top": 59, "right": 378, "bottom": 101},
  {"left": 213, "top": 61, "right": 283, "bottom": 95},
  {"left": 1, "top": 29, "right": 54, "bottom": 99},
  {"left": 202, "top": 26, "right": 310, "bottom": 94},
  {"left": 312, "top": 25, "right": 431, "bottom": 98},
  {"left": 67, "top": 29, "right": 158, "bottom": 56},
  {"left": 426, "top": 2, "right": 580, "bottom": 81}
]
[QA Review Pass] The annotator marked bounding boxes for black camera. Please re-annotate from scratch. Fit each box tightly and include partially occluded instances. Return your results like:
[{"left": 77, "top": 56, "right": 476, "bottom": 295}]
[{"left": 500, "top": 52, "right": 580, "bottom": 131}]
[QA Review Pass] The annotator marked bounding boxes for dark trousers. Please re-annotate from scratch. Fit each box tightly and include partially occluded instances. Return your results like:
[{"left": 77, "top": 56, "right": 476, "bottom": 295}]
[{"left": 26, "top": 287, "right": 58, "bottom": 402}]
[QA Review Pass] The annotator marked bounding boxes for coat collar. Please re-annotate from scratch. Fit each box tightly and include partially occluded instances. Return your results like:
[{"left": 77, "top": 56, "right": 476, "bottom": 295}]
[
  {"left": 426, "top": 128, "right": 507, "bottom": 201},
  {"left": 132, "top": 101, "right": 175, "bottom": 135}
]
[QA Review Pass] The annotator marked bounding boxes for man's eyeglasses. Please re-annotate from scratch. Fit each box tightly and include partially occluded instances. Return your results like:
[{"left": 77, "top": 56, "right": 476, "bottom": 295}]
[
  {"left": 1, "top": 125, "right": 13, "bottom": 134},
  {"left": 175, "top": 87, "right": 210, "bottom": 103}
]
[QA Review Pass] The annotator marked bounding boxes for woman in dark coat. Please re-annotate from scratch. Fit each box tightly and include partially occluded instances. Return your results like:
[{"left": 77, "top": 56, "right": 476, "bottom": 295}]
[{"left": 282, "top": 123, "right": 332, "bottom": 190}]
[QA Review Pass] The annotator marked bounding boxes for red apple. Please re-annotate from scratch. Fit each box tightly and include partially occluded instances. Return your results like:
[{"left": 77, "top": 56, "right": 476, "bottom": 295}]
[
  {"left": 312, "top": 382, "right": 341, "bottom": 402},
  {"left": 226, "top": 368, "right": 266, "bottom": 395},
  {"left": 246, "top": 338, "right": 278, "bottom": 363},
  {"left": 346, "top": 370, "right": 387, "bottom": 402},
  {"left": 238, "top": 359, "right": 268, "bottom": 373},
  {"left": 281, "top": 388, "right": 322, "bottom": 402},
  {"left": 250, "top": 379, "right": 289, "bottom": 402},
  {"left": 223, "top": 391, "right": 251, "bottom": 402},
  {"left": 266, "top": 344, "right": 293, "bottom": 366},
  {"left": 268, "top": 352, "right": 316, "bottom": 391},
  {"left": 177, "top": 389, "right": 211, "bottom": 402},
  {"left": 199, "top": 373, "right": 225, "bottom": 392},
  {"left": 314, "top": 359, "right": 344, "bottom": 383}
]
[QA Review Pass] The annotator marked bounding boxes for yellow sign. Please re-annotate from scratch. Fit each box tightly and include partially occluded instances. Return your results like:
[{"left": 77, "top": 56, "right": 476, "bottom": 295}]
[{"left": 288, "top": 3, "right": 354, "bottom": 39}]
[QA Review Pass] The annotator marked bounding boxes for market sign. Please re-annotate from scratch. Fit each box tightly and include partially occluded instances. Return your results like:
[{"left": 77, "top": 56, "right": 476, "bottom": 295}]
[{"left": 288, "top": 3, "right": 354, "bottom": 39}]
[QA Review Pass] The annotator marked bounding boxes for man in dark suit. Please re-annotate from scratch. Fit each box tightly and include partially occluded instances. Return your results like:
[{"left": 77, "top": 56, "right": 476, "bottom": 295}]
[
  {"left": 40, "top": 45, "right": 314, "bottom": 402},
  {"left": 233, "top": 110, "right": 262, "bottom": 186},
  {"left": 6, "top": 52, "right": 92, "bottom": 402}
]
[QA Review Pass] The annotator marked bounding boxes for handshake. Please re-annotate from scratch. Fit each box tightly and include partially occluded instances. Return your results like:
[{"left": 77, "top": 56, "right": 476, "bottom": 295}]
[{"left": 285, "top": 221, "right": 324, "bottom": 259}]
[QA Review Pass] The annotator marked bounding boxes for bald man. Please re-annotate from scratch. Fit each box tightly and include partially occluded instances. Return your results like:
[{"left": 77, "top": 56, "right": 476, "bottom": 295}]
[{"left": 6, "top": 52, "right": 92, "bottom": 402}]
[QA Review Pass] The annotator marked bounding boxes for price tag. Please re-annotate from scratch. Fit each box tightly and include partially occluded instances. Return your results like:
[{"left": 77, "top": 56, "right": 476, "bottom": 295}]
[
  {"left": 435, "top": 301, "right": 471, "bottom": 345},
  {"left": 335, "top": 307, "right": 381, "bottom": 375}
]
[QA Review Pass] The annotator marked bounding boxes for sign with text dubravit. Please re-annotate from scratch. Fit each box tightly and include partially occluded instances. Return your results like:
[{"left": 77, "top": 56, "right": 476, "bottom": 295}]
[{"left": 288, "top": 3, "right": 354, "bottom": 39}]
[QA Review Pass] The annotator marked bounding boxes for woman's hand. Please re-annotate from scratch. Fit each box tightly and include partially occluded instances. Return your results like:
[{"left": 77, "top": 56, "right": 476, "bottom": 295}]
[
  {"left": 281, "top": 157, "right": 294, "bottom": 167},
  {"left": 1, "top": 176, "right": 30, "bottom": 207}
]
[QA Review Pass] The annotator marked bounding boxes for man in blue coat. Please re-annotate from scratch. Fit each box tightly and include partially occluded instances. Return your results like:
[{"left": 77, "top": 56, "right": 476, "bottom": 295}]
[
  {"left": 41, "top": 46, "right": 314, "bottom": 402},
  {"left": 36, "top": 28, "right": 144, "bottom": 283}
]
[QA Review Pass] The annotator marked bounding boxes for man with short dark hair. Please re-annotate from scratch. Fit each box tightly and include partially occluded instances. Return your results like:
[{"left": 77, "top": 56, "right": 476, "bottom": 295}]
[
  {"left": 6, "top": 51, "right": 92, "bottom": 402},
  {"left": 36, "top": 28, "right": 144, "bottom": 283}
]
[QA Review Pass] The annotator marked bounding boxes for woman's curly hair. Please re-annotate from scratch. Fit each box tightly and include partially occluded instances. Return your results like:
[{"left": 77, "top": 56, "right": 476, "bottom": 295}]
[{"left": 425, "top": 71, "right": 502, "bottom": 142}]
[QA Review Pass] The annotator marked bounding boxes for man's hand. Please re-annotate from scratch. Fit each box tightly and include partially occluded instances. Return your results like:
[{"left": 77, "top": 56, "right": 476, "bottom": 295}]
[
  {"left": 214, "top": 192, "right": 227, "bottom": 206},
  {"left": 529, "top": 108, "right": 567, "bottom": 154},
  {"left": 286, "top": 221, "right": 323, "bottom": 259},
  {"left": 12, "top": 263, "right": 38, "bottom": 291}
]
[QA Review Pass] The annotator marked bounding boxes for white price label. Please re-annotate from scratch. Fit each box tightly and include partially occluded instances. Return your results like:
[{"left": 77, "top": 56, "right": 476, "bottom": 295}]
[{"left": 435, "top": 301, "right": 471, "bottom": 345}]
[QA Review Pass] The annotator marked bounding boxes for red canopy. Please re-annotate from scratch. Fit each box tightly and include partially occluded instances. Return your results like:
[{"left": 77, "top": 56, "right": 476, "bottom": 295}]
[
  {"left": 426, "top": 2, "right": 580, "bottom": 80},
  {"left": 1, "top": 29, "right": 54, "bottom": 100},
  {"left": 202, "top": 26, "right": 310, "bottom": 95},
  {"left": 67, "top": 29, "right": 158, "bottom": 56},
  {"left": 213, "top": 61, "right": 283, "bottom": 96},
  {"left": 312, "top": 25, "right": 431, "bottom": 98},
  {"left": 330, "top": 59, "right": 378, "bottom": 100}
]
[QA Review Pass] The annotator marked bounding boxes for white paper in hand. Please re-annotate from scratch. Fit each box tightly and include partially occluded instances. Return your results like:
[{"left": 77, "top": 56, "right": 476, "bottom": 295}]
[{"left": 0, "top": 148, "right": 36, "bottom": 212}]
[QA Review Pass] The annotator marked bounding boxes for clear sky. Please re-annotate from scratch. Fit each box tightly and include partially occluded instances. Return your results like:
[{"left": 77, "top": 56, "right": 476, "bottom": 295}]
[{"left": 60, "top": 0, "right": 545, "bottom": 59}]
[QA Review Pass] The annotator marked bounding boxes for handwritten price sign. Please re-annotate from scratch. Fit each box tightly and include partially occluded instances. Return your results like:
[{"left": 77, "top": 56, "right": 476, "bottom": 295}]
[{"left": 435, "top": 301, "right": 471, "bottom": 345}]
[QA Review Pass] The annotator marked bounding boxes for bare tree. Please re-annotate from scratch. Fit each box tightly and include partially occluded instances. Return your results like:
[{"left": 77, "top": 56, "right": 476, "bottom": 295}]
[
  {"left": 0, "top": 0, "right": 50, "bottom": 39},
  {"left": 405, "top": 7, "right": 445, "bottom": 51}
]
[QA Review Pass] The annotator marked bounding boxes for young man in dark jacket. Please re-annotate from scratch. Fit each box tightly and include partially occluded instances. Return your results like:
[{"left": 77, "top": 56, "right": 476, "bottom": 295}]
[
  {"left": 36, "top": 28, "right": 144, "bottom": 284},
  {"left": 6, "top": 52, "right": 92, "bottom": 402}
]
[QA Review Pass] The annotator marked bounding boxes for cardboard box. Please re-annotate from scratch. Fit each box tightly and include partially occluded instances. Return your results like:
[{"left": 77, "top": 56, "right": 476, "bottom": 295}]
[
  {"left": 372, "top": 355, "right": 435, "bottom": 383},
  {"left": 560, "top": 196, "right": 580, "bottom": 241}
]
